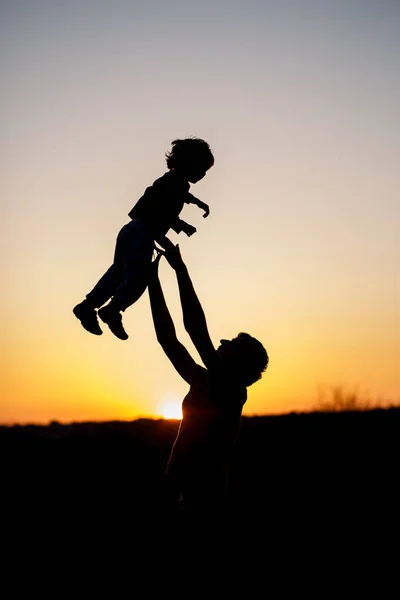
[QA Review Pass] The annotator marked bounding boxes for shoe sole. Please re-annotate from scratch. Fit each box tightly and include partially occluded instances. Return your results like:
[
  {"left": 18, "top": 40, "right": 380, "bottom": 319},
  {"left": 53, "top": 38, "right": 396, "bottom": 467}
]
[
  {"left": 73, "top": 307, "right": 103, "bottom": 335},
  {"left": 98, "top": 310, "right": 128, "bottom": 340}
]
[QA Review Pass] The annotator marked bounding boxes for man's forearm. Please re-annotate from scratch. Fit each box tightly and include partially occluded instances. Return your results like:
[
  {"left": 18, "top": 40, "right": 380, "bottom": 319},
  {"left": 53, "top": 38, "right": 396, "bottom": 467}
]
[
  {"left": 175, "top": 263, "right": 208, "bottom": 333},
  {"left": 148, "top": 276, "right": 177, "bottom": 345},
  {"left": 154, "top": 235, "right": 171, "bottom": 249}
]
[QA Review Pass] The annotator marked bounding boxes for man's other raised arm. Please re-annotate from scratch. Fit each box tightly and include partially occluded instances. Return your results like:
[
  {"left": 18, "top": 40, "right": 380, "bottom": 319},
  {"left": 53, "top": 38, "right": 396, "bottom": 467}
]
[
  {"left": 148, "top": 254, "right": 200, "bottom": 385},
  {"left": 162, "top": 241, "right": 218, "bottom": 370}
]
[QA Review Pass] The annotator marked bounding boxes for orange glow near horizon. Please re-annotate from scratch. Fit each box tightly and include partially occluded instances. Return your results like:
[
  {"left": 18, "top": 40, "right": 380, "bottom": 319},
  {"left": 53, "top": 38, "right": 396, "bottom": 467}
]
[{"left": 159, "top": 397, "right": 183, "bottom": 420}]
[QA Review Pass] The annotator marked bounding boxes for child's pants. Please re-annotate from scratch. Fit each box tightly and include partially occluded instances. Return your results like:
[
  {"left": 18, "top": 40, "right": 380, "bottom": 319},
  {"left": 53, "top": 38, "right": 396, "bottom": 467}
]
[{"left": 85, "top": 218, "right": 154, "bottom": 311}]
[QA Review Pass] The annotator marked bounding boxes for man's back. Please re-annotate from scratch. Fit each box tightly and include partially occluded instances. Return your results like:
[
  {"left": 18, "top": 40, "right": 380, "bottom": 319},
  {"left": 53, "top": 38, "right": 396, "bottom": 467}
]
[{"left": 166, "top": 366, "right": 246, "bottom": 505}]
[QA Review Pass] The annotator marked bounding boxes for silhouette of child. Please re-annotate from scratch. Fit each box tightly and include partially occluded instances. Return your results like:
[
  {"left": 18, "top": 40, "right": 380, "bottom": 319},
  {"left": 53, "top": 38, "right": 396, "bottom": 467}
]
[{"left": 73, "top": 138, "right": 214, "bottom": 340}]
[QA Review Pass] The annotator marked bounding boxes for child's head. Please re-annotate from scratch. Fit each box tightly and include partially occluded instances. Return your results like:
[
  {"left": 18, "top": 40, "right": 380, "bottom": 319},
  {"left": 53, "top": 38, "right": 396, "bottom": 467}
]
[{"left": 166, "top": 137, "right": 214, "bottom": 183}]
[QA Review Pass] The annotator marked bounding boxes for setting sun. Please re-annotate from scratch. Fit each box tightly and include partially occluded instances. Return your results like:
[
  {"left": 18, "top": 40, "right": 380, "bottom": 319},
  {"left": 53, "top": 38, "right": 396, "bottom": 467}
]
[{"left": 160, "top": 399, "right": 182, "bottom": 420}]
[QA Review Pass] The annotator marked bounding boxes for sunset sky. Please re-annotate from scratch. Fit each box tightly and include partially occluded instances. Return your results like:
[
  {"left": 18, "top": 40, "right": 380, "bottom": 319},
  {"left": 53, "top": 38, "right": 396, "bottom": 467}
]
[{"left": 2, "top": 0, "right": 399, "bottom": 424}]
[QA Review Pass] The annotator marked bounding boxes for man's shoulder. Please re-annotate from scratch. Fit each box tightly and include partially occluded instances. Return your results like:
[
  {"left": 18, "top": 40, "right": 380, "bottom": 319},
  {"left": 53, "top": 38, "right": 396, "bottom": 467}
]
[
  {"left": 194, "top": 364, "right": 208, "bottom": 377},
  {"left": 190, "top": 364, "right": 208, "bottom": 384}
]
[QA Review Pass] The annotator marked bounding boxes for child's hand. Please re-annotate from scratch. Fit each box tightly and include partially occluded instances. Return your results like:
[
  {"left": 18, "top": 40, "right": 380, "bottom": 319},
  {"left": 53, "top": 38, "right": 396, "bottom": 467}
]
[
  {"left": 188, "top": 194, "right": 210, "bottom": 218},
  {"left": 201, "top": 203, "right": 210, "bottom": 218},
  {"left": 183, "top": 223, "right": 197, "bottom": 237}
]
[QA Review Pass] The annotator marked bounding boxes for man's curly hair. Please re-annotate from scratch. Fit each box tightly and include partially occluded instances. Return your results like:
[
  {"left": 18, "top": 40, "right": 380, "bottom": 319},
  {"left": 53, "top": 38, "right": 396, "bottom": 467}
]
[
  {"left": 233, "top": 333, "right": 269, "bottom": 387},
  {"left": 166, "top": 137, "right": 214, "bottom": 171}
]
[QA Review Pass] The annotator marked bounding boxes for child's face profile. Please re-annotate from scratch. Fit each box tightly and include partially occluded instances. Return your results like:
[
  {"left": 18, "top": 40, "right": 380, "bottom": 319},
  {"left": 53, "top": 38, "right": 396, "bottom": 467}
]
[
  {"left": 186, "top": 166, "right": 208, "bottom": 184},
  {"left": 188, "top": 171, "right": 206, "bottom": 183}
]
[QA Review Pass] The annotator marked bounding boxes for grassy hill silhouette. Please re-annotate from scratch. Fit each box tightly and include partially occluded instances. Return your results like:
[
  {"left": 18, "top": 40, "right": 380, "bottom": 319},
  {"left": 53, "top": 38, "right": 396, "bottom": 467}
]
[
  {"left": 4, "top": 409, "right": 398, "bottom": 528},
  {"left": 3, "top": 407, "right": 398, "bottom": 580}
]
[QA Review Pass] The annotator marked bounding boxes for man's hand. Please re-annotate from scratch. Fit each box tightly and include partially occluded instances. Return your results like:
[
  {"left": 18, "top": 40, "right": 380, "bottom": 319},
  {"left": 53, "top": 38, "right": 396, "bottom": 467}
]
[
  {"left": 149, "top": 251, "right": 163, "bottom": 280},
  {"left": 182, "top": 222, "right": 197, "bottom": 237},
  {"left": 163, "top": 243, "right": 185, "bottom": 271}
]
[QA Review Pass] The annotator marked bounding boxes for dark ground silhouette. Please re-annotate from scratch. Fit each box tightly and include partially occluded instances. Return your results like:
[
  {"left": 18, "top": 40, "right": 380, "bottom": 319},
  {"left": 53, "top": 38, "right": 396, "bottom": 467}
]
[
  {"left": 4, "top": 410, "right": 398, "bottom": 516},
  {"left": 3, "top": 409, "right": 399, "bottom": 573}
]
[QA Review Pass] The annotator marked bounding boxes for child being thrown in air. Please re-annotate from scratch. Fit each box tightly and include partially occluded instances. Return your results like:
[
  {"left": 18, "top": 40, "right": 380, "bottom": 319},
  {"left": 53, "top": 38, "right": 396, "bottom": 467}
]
[{"left": 73, "top": 137, "right": 214, "bottom": 340}]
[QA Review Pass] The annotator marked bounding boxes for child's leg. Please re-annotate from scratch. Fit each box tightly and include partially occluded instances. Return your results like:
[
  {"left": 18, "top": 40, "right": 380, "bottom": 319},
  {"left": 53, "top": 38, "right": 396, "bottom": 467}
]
[
  {"left": 111, "top": 252, "right": 152, "bottom": 311},
  {"left": 107, "top": 219, "right": 154, "bottom": 312},
  {"left": 73, "top": 263, "right": 123, "bottom": 335},
  {"left": 97, "top": 219, "right": 153, "bottom": 339},
  {"left": 84, "top": 223, "right": 133, "bottom": 308},
  {"left": 85, "top": 264, "right": 123, "bottom": 309},
  {"left": 73, "top": 225, "right": 127, "bottom": 335}
]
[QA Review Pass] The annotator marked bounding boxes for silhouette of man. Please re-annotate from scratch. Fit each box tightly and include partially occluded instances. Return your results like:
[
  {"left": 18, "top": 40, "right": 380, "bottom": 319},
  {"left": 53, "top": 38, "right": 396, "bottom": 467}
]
[{"left": 148, "top": 241, "right": 269, "bottom": 515}]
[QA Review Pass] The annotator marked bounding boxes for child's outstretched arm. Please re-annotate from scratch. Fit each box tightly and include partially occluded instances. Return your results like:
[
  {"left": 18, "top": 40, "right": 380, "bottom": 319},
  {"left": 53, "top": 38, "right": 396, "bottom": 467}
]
[
  {"left": 162, "top": 240, "right": 218, "bottom": 370},
  {"left": 186, "top": 193, "right": 210, "bottom": 218},
  {"left": 148, "top": 254, "right": 200, "bottom": 385},
  {"left": 169, "top": 218, "right": 197, "bottom": 237}
]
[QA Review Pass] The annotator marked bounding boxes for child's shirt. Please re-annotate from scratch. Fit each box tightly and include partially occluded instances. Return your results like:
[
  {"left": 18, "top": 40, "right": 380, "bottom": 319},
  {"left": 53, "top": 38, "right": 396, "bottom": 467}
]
[{"left": 128, "top": 171, "right": 191, "bottom": 239}]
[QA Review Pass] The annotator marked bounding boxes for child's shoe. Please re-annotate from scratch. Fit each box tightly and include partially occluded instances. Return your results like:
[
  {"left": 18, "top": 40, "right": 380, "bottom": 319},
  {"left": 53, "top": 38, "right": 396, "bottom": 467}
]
[
  {"left": 73, "top": 301, "right": 103, "bottom": 335},
  {"left": 98, "top": 304, "right": 129, "bottom": 340}
]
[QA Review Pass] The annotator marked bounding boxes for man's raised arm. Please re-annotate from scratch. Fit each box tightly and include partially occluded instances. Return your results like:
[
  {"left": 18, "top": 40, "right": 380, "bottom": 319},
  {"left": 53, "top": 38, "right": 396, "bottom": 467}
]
[
  {"left": 162, "top": 241, "right": 218, "bottom": 370},
  {"left": 148, "top": 254, "right": 199, "bottom": 385}
]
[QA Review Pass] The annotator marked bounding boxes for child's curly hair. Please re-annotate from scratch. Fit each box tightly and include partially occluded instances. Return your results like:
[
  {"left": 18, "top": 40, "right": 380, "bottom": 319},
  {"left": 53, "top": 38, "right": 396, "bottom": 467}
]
[{"left": 166, "top": 137, "right": 214, "bottom": 171}]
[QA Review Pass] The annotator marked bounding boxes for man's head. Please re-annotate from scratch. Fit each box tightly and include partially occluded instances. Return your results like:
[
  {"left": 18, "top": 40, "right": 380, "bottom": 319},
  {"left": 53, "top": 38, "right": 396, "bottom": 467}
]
[{"left": 217, "top": 333, "right": 269, "bottom": 387}]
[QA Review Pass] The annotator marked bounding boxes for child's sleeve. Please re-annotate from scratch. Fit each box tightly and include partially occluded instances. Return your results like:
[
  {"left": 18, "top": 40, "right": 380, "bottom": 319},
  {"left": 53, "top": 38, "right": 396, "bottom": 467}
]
[
  {"left": 185, "top": 192, "right": 199, "bottom": 204},
  {"left": 170, "top": 218, "right": 190, "bottom": 234}
]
